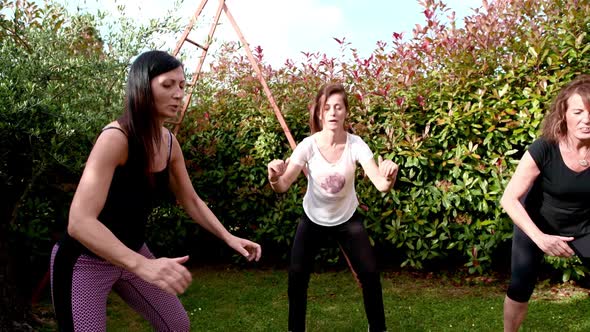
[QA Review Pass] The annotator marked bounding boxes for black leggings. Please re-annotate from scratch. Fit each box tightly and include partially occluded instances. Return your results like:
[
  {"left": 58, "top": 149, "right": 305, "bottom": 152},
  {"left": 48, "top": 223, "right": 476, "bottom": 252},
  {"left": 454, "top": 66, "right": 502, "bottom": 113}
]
[
  {"left": 506, "top": 225, "right": 590, "bottom": 302},
  {"left": 506, "top": 225, "right": 545, "bottom": 302},
  {"left": 288, "top": 212, "right": 386, "bottom": 332}
]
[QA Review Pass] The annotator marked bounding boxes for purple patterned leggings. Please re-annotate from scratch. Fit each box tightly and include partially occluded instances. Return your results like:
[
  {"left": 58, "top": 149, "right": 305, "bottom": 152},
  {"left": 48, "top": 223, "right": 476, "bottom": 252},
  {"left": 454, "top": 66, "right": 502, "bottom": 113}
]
[{"left": 50, "top": 243, "right": 190, "bottom": 331}]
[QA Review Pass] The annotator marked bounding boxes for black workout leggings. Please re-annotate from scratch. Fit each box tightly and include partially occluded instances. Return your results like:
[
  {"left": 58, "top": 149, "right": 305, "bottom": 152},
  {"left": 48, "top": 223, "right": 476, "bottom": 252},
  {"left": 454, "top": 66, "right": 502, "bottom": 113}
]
[
  {"left": 506, "top": 225, "right": 545, "bottom": 302},
  {"left": 288, "top": 212, "right": 386, "bottom": 332},
  {"left": 506, "top": 225, "right": 590, "bottom": 302}
]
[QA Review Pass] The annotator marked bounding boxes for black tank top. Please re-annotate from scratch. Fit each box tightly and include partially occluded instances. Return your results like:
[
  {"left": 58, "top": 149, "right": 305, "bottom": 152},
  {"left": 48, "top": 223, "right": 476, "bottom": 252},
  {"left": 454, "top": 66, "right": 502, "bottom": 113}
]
[
  {"left": 525, "top": 138, "right": 590, "bottom": 236},
  {"left": 61, "top": 127, "right": 173, "bottom": 255}
]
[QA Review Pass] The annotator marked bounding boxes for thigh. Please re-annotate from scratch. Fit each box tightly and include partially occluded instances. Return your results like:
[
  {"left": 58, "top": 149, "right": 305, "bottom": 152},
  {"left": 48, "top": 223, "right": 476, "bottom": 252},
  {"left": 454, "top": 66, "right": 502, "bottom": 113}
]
[
  {"left": 114, "top": 245, "right": 190, "bottom": 332},
  {"left": 511, "top": 225, "right": 544, "bottom": 274},
  {"left": 507, "top": 225, "right": 545, "bottom": 302},
  {"left": 52, "top": 243, "right": 120, "bottom": 332},
  {"left": 290, "top": 214, "right": 323, "bottom": 273},
  {"left": 334, "top": 213, "right": 377, "bottom": 273}
]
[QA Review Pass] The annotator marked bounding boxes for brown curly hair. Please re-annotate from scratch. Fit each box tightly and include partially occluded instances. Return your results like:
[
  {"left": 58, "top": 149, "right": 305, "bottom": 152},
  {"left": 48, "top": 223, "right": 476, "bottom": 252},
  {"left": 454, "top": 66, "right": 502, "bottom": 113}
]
[{"left": 542, "top": 74, "right": 590, "bottom": 143}]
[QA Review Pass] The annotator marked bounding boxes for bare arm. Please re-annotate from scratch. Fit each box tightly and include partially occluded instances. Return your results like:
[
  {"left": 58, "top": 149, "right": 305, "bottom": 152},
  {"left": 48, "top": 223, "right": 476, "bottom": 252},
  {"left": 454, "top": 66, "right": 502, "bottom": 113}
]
[
  {"left": 500, "top": 151, "right": 574, "bottom": 257},
  {"left": 168, "top": 134, "right": 261, "bottom": 261},
  {"left": 267, "top": 158, "right": 305, "bottom": 193},
  {"left": 68, "top": 129, "right": 145, "bottom": 269},
  {"left": 68, "top": 128, "right": 192, "bottom": 294},
  {"left": 361, "top": 156, "right": 399, "bottom": 192}
]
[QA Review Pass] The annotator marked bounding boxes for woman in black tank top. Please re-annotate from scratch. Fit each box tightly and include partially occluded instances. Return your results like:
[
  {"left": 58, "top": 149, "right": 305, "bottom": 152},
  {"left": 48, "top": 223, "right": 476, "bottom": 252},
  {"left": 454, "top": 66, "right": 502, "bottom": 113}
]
[
  {"left": 501, "top": 74, "right": 590, "bottom": 332},
  {"left": 50, "top": 50, "right": 261, "bottom": 331}
]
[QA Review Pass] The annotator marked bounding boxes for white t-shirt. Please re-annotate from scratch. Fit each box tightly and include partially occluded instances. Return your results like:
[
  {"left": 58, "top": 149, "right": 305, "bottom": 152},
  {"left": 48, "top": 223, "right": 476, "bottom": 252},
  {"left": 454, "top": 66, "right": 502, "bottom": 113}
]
[{"left": 289, "top": 132, "right": 374, "bottom": 226}]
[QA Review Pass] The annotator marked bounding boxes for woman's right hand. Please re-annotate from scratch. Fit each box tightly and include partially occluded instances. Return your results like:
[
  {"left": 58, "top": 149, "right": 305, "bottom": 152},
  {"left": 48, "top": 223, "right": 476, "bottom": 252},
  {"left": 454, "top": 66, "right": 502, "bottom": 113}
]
[
  {"left": 268, "top": 159, "right": 289, "bottom": 181},
  {"left": 134, "top": 255, "right": 193, "bottom": 295},
  {"left": 533, "top": 233, "right": 575, "bottom": 257}
]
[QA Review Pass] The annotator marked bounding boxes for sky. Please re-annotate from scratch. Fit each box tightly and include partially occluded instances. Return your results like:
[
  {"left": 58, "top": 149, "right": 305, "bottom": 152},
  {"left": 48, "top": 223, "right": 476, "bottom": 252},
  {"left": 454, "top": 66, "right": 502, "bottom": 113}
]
[{"left": 54, "top": 0, "right": 483, "bottom": 69}]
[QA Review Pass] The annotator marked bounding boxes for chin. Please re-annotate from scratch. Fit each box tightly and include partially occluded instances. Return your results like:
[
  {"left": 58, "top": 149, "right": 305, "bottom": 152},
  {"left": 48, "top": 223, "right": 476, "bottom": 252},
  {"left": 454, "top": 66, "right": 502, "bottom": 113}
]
[{"left": 161, "top": 111, "right": 178, "bottom": 118}]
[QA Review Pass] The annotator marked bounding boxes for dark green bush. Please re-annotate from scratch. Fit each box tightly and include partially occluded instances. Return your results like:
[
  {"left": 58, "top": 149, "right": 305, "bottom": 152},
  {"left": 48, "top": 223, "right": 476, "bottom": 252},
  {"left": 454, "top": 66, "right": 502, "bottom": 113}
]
[
  {"left": 176, "top": 0, "right": 590, "bottom": 276},
  {"left": 3, "top": 0, "right": 590, "bottom": 295}
]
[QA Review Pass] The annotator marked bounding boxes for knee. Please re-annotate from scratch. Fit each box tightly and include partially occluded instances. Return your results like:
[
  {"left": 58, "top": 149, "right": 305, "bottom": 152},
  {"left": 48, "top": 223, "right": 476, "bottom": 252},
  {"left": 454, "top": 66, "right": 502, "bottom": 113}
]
[
  {"left": 357, "top": 272, "right": 381, "bottom": 289},
  {"left": 507, "top": 264, "right": 538, "bottom": 303},
  {"left": 150, "top": 305, "right": 190, "bottom": 331},
  {"left": 506, "top": 279, "right": 535, "bottom": 303},
  {"left": 289, "top": 263, "right": 306, "bottom": 274},
  {"left": 289, "top": 270, "right": 310, "bottom": 282},
  {"left": 288, "top": 271, "right": 311, "bottom": 291},
  {"left": 166, "top": 310, "right": 190, "bottom": 332},
  {"left": 289, "top": 257, "right": 314, "bottom": 276}
]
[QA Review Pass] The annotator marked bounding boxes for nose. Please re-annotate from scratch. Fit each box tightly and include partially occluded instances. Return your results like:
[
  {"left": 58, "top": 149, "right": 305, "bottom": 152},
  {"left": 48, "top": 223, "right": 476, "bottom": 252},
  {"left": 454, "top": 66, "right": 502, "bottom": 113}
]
[{"left": 173, "top": 86, "right": 184, "bottom": 99}]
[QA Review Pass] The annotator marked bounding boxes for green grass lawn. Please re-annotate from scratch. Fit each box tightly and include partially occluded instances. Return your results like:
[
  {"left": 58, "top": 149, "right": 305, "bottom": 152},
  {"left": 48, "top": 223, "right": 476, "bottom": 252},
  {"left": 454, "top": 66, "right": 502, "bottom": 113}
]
[{"left": 36, "top": 266, "right": 590, "bottom": 331}]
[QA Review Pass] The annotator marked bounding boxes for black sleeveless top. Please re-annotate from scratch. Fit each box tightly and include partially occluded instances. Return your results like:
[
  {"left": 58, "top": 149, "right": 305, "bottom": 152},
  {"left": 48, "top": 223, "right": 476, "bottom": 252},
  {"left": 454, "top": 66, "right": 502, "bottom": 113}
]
[
  {"left": 525, "top": 138, "right": 590, "bottom": 236},
  {"left": 60, "top": 127, "right": 173, "bottom": 255}
]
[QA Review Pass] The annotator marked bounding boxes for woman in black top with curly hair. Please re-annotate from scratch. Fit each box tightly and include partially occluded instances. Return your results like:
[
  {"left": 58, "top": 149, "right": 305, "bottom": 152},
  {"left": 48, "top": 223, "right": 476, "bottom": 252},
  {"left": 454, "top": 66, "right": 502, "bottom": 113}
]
[{"left": 501, "top": 74, "right": 590, "bottom": 331}]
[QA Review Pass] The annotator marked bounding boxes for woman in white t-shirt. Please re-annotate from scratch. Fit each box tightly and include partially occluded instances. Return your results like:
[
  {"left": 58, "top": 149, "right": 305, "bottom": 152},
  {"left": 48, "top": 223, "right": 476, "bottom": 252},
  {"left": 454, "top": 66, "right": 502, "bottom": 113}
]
[{"left": 267, "top": 83, "right": 399, "bottom": 332}]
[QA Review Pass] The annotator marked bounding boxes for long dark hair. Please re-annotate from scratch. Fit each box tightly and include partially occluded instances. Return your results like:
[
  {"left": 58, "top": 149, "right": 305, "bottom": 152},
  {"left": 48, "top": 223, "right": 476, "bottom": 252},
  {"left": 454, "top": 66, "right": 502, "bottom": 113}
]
[
  {"left": 542, "top": 74, "right": 590, "bottom": 143},
  {"left": 309, "top": 83, "right": 349, "bottom": 134},
  {"left": 118, "top": 50, "right": 182, "bottom": 177}
]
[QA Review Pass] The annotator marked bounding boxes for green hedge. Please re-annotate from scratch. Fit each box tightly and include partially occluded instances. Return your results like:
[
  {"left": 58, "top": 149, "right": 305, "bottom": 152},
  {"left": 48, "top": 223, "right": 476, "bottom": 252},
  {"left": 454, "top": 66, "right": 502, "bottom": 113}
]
[
  {"left": 3, "top": 0, "right": 590, "bottom": 283},
  {"left": 176, "top": 0, "right": 590, "bottom": 277}
]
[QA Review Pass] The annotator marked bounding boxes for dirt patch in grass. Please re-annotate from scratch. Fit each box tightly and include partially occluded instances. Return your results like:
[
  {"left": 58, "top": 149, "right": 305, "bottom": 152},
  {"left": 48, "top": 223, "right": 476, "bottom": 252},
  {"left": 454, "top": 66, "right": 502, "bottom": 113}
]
[{"left": 382, "top": 269, "right": 590, "bottom": 302}]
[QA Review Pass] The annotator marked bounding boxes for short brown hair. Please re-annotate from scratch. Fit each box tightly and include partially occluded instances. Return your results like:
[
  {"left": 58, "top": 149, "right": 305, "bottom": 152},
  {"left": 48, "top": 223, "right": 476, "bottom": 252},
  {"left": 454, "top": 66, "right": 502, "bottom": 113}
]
[
  {"left": 309, "top": 83, "right": 349, "bottom": 134},
  {"left": 542, "top": 74, "right": 590, "bottom": 143}
]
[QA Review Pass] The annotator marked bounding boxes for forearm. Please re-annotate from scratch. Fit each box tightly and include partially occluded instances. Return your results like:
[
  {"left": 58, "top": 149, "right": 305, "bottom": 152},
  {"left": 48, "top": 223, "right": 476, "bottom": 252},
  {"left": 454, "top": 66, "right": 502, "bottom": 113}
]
[
  {"left": 501, "top": 196, "right": 544, "bottom": 241},
  {"left": 68, "top": 217, "right": 145, "bottom": 271},
  {"left": 269, "top": 176, "right": 289, "bottom": 193}
]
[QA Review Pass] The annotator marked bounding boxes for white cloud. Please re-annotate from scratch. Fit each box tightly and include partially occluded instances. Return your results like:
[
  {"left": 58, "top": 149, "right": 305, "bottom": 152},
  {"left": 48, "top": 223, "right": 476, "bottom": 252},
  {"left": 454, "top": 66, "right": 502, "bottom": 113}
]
[{"left": 206, "top": 0, "right": 345, "bottom": 67}]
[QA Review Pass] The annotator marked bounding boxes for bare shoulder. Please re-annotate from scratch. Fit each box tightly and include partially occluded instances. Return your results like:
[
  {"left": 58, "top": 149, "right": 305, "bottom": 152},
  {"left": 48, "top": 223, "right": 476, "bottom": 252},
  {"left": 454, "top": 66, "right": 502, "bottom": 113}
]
[
  {"left": 99, "top": 121, "right": 127, "bottom": 140},
  {"left": 168, "top": 130, "right": 180, "bottom": 148},
  {"left": 90, "top": 122, "right": 128, "bottom": 166},
  {"left": 104, "top": 120, "right": 122, "bottom": 129},
  {"left": 518, "top": 151, "right": 540, "bottom": 170},
  {"left": 511, "top": 151, "right": 540, "bottom": 181},
  {"left": 168, "top": 130, "right": 183, "bottom": 161}
]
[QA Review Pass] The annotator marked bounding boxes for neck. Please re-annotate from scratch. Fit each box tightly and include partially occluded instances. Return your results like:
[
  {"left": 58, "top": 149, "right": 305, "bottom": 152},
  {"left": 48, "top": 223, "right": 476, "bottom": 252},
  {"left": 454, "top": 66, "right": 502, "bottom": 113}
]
[
  {"left": 156, "top": 117, "right": 167, "bottom": 128},
  {"left": 565, "top": 136, "right": 588, "bottom": 150},
  {"left": 319, "top": 129, "right": 346, "bottom": 146},
  {"left": 563, "top": 137, "right": 590, "bottom": 166}
]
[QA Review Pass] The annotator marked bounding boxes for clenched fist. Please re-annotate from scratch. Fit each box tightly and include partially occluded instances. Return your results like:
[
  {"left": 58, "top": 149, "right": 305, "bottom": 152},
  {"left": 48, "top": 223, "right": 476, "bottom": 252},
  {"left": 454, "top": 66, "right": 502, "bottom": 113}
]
[{"left": 268, "top": 158, "right": 290, "bottom": 181}]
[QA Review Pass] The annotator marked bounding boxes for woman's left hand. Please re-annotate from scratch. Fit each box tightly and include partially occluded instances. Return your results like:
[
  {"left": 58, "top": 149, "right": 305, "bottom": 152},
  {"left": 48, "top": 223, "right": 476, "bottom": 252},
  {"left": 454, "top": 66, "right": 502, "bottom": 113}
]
[
  {"left": 226, "top": 235, "right": 262, "bottom": 262},
  {"left": 378, "top": 156, "right": 399, "bottom": 181}
]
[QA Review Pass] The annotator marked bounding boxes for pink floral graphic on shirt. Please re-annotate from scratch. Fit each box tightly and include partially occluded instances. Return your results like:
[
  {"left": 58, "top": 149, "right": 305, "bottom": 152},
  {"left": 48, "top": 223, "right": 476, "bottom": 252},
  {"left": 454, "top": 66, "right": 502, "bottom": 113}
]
[{"left": 320, "top": 173, "right": 346, "bottom": 193}]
